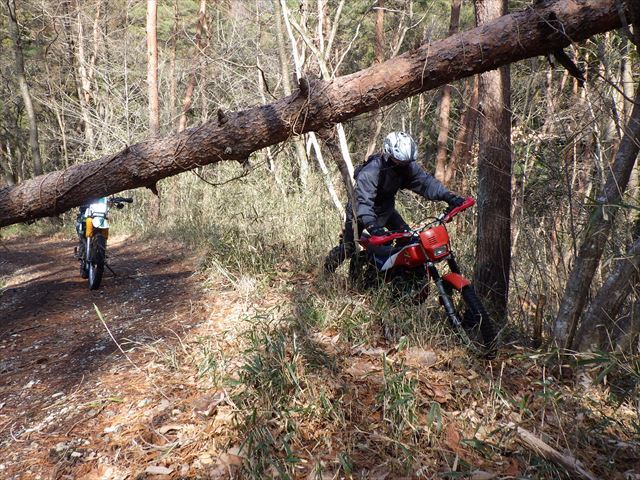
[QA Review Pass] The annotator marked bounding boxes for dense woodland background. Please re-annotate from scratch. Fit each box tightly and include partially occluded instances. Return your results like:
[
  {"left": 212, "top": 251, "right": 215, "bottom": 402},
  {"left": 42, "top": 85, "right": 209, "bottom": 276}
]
[{"left": 1, "top": 0, "right": 639, "bottom": 478}]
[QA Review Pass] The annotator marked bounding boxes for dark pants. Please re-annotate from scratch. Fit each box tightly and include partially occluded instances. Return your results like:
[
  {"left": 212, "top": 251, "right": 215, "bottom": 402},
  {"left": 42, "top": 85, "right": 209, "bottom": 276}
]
[{"left": 324, "top": 202, "right": 409, "bottom": 272}]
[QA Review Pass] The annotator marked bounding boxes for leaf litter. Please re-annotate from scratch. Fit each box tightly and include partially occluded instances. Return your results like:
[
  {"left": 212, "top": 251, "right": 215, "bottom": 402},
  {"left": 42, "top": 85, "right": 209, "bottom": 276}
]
[{"left": 0, "top": 235, "right": 638, "bottom": 478}]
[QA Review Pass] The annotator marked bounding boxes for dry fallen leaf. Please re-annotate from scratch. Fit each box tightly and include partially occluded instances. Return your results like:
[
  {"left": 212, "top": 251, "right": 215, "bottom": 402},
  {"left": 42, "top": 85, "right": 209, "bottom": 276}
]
[
  {"left": 157, "top": 423, "right": 184, "bottom": 434},
  {"left": 144, "top": 465, "right": 173, "bottom": 475},
  {"left": 470, "top": 471, "right": 497, "bottom": 480},
  {"left": 345, "top": 358, "right": 381, "bottom": 379},
  {"left": 403, "top": 347, "right": 438, "bottom": 368},
  {"left": 445, "top": 423, "right": 465, "bottom": 457},
  {"left": 504, "top": 458, "right": 520, "bottom": 476}
]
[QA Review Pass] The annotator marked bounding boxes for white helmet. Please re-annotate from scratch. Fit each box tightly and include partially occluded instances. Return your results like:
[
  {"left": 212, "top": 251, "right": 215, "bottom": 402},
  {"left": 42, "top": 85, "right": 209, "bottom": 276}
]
[{"left": 383, "top": 131, "right": 417, "bottom": 164}]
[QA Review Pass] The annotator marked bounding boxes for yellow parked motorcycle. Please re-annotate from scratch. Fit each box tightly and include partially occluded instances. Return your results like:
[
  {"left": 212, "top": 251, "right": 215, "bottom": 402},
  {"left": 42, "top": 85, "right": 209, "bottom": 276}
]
[{"left": 75, "top": 196, "right": 133, "bottom": 290}]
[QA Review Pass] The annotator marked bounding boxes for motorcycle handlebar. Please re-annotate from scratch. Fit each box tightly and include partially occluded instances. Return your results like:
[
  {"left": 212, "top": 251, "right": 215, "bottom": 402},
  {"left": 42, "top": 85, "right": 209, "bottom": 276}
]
[
  {"left": 365, "top": 197, "right": 475, "bottom": 244},
  {"left": 441, "top": 197, "right": 475, "bottom": 223}
]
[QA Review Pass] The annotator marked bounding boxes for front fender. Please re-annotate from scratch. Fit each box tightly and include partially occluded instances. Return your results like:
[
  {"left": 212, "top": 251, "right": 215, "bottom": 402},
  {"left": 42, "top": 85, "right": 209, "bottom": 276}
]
[{"left": 442, "top": 272, "right": 471, "bottom": 291}]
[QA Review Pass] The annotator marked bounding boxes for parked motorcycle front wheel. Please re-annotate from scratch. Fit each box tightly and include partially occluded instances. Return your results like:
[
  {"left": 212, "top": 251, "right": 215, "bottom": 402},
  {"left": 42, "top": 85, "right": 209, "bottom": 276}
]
[{"left": 88, "top": 233, "right": 106, "bottom": 290}]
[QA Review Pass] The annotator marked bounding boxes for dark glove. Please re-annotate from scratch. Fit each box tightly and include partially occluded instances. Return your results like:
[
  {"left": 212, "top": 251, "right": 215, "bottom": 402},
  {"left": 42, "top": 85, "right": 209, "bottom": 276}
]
[
  {"left": 444, "top": 193, "right": 465, "bottom": 207},
  {"left": 367, "top": 225, "right": 387, "bottom": 236}
]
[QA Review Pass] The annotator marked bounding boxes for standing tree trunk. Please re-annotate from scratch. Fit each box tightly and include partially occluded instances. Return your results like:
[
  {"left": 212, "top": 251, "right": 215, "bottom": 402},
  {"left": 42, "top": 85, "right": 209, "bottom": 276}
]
[
  {"left": 0, "top": 141, "right": 16, "bottom": 186},
  {"left": 554, "top": 83, "right": 640, "bottom": 348},
  {"left": 274, "top": 0, "right": 310, "bottom": 186},
  {"left": 178, "top": 0, "right": 209, "bottom": 133},
  {"left": 365, "top": 0, "right": 386, "bottom": 160},
  {"left": 61, "top": 0, "right": 95, "bottom": 150},
  {"left": 75, "top": 6, "right": 100, "bottom": 153},
  {"left": 169, "top": 0, "right": 180, "bottom": 129},
  {"left": 146, "top": 0, "right": 161, "bottom": 220},
  {"left": 473, "top": 0, "right": 512, "bottom": 322},
  {"left": 147, "top": 0, "right": 160, "bottom": 136},
  {"left": 446, "top": 75, "right": 479, "bottom": 185},
  {"left": 575, "top": 236, "right": 640, "bottom": 351},
  {"left": 5, "top": 0, "right": 42, "bottom": 177},
  {"left": 434, "top": 0, "right": 462, "bottom": 182}
]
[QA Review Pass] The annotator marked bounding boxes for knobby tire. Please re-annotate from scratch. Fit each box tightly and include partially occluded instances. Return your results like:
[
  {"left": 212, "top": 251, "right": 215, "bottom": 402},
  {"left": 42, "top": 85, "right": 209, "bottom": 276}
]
[
  {"left": 459, "top": 285, "right": 497, "bottom": 355},
  {"left": 88, "top": 234, "right": 106, "bottom": 290},
  {"left": 348, "top": 251, "right": 377, "bottom": 291}
]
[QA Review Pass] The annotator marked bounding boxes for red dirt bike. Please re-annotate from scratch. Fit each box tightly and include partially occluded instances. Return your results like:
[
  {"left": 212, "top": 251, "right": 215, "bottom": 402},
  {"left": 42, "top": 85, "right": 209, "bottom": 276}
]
[{"left": 348, "top": 197, "right": 497, "bottom": 355}]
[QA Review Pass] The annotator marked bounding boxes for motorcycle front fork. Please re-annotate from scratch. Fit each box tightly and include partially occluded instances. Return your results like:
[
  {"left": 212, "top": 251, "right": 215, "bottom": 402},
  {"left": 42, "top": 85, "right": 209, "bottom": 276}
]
[
  {"left": 76, "top": 236, "right": 91, "bottom": 263},
  {"left": 428, "top": 255, "right": 463, "bottom": 327}
]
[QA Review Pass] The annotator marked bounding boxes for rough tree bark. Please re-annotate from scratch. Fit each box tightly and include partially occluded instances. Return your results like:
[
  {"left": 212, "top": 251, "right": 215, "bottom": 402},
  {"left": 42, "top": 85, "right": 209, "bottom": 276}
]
[
  {"left": 282, "top": 0, "right": 355, "bottom": 195},
  {"left": 0, "top": 0, "right": 631, "bottom": 228},
  {"left": 446, "top": 75, "right": 479, "bottom": 185},
  {"left": 434, "top": 0, "right": 462, "bottom": 183},
  {"left": 61, "top": 0, "right": 95, "bottom": 150},
  {"left": 147, "top": 0, "right": 160, "bottom": 136},
  {"left": 169, "top": 0, "right": 180, "bottom": 128},
  {"left": 5, "top": 0, "right": 43, "bottom": 177},
  {"left": 364, "top": 0, "right": 385, "bottom": 161},
  {"left": 0, "top": 141, "right": 16, "bottom": 186},
  {"left": 274, "top": 0, "right": 310, "bottom": 185},
  {"left": 554, "top": 82, "right": 640, "bottom": 348},
  {"left": 575, "top": 236, "right": 640, "bottom": 351},
  {"left": 473, "top": 0, "right": 512, "bottom": 322},
  {"left": 178, "top": 0, "right": 208, "bottom": 133}
]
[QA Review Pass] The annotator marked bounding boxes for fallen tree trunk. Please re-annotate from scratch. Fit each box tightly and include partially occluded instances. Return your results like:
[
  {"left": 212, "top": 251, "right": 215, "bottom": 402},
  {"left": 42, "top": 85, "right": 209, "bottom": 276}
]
[{"left": 0, "top": 0, "right": 630, "bottom": 227}]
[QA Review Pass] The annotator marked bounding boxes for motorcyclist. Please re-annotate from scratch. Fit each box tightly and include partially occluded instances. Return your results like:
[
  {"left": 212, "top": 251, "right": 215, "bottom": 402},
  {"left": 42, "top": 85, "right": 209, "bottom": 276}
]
[{"left": 324, "top": 131, "right": 466, "bottom": 273}]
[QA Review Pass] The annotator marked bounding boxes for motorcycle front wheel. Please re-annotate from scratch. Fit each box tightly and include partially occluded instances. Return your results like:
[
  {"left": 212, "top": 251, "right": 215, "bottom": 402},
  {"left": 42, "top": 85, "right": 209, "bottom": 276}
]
[
  {"left": 446, "top": 283, "right": 497, "bottom": 356},
  {"left": 88, "top": 233, "right": 106, "bottom": 290}
]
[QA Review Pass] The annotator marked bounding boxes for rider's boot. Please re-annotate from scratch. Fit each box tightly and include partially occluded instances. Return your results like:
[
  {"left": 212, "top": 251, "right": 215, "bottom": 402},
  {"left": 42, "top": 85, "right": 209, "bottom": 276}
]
[{"left": 323, "top": 244, "right": 345, "bottom": 273}]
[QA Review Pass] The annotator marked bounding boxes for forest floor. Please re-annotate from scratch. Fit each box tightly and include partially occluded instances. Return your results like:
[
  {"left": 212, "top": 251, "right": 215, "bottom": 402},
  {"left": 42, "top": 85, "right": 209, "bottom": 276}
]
[{"left": 0, "top": 234, "right": 638, "bottom": 479}]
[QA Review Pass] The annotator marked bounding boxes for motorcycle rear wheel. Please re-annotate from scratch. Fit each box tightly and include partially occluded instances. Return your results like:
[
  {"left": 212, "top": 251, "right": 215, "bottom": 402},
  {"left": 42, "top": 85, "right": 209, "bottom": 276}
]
[
  {"left": 348, "top": 251, "right": 378, "bottom": 291},
  {"left": 88, "top": 234, "right": 106, "bottom": 290}
]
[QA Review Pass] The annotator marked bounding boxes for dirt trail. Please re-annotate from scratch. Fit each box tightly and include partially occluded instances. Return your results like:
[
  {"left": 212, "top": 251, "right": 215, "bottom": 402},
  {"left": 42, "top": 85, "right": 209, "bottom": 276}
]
[{"left": 0, "top": 233, "right": 205, "bottom": 478}]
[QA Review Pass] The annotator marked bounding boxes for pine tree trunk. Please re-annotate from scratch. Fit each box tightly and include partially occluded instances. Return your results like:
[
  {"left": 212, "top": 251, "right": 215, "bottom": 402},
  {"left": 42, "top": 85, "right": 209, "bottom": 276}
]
[
  {"left": 147, "top": 0, "right": 160, "bottom": 136},
  {"left": 434, "top": 0, "right": 462, "bottom": 183},
  {"left": 275, "top": 0, "right": 310, "bottom": 186},
  {"left": 473, "top": 0, "right": 512, "bottom": 322},
  {"left": 365, "top": 0, "right": 386, "bottom": 161},
  {"left": 169, "top": 0, "right": 180, "bottom": 129},
  {"left": 178, "top": 0, "right": 209, "bottom": 133},
  {"left": 0, "top": 141, "right": 16, "bottom": 186},
  {"left": 446, "top": 76, "right": 479, "bottom": 185},
  {"left": 0, "top": 0, "right": 632, "bottom": 227},
  {"left": 61, "top": 0, "right": 95, "bottom": 150},
  {"left": 554, "top": 83, "right": 640, "bottom": 348},
  {"left": 575, "top": 236, "right": 640, "bottom": 351},
  {"left": 5, "top": 0, "right": 42, "bottom": 177}
]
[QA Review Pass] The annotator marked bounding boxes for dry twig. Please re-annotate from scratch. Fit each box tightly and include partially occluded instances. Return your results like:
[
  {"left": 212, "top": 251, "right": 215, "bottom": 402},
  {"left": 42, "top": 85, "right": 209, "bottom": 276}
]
[{"left": 509, "top": 423, "right": 599, "bottom": 480}]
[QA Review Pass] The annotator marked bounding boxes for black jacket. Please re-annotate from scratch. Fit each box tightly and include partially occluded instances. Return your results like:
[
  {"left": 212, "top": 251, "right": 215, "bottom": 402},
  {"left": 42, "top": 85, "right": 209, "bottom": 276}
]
[{"left": 354, "top": 154, "right": 451, "bottom": 227}]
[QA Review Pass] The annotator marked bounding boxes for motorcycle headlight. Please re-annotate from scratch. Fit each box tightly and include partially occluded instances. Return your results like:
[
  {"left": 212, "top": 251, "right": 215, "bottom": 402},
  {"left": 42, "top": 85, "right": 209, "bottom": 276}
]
[
  {"left": 433, "top": 245, "right": 448, "bottom": 257},
  {"left": 89, "top": 200, "right": 108, "bottom": 215},
  {"left": 92, "top": 217, "right": 108, "bottom": 229}
]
